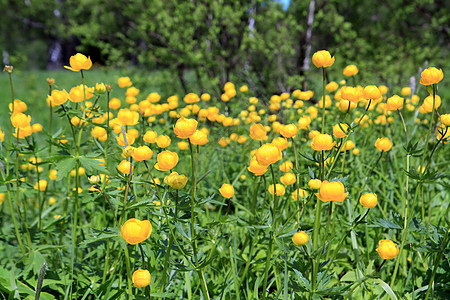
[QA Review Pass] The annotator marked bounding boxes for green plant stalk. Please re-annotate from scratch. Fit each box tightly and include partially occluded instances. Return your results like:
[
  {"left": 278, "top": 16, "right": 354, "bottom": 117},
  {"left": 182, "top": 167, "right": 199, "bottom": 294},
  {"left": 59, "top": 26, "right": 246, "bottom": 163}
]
[
  {"left": 290, "top": 137, "right": 301, "bottom": 225},
  {"left": 261, "top": 164, "right": 278, "bottom": 299},
  {"left": 6, "top": 71, "right": 14, "bottom": 177},
  {"left": 0, "top": 168, "right": 25, "bottom": 254},
  {"left": 321, "top": 68, "right": 326, "bottom": 134},
  {"left": 391, "top": 84, "right": 437, "bottom": 286},
  {"left": 102, "top": 240, "right": 110, "bottom": 283},
  {"left": 188, "top": 141, "right": 210, "bottom": 300},
  {"left": 424, "top": 228, "right": 449, "bottom": 300},
  {"left": 123, "top": 246, "right": 133, "bottom": 295},
  {"left": 159, "top": 189, "right": 178, "bottom": 293},
  {"left": 312, "top": 150, "right": 325, "bottom": 293},
  {"left": 105, "top": 91, "right": 110, "bottom": 168}
]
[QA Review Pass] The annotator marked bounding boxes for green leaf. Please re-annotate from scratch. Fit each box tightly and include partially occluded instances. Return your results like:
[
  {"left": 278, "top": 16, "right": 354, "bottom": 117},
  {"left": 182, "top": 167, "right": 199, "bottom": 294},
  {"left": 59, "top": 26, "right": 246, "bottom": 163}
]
[
  {"left": 55, "top": 158, "right": 76, "bottom": 181},
  {"left": 368, "top": 218, "right": 402, "bottom": 230},
  {"left": 372, "top": 278, "right": 398, "bottom": 299},
  {"left": 79, "top": 157, "right": 108, "bottom": 174}
]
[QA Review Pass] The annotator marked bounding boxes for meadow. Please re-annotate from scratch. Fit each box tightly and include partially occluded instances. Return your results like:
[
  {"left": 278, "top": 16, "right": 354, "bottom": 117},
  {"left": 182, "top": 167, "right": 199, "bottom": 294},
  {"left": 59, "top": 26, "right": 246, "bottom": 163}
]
[{"left": 0, "top": 52, "right": 448, "bottom": 300}]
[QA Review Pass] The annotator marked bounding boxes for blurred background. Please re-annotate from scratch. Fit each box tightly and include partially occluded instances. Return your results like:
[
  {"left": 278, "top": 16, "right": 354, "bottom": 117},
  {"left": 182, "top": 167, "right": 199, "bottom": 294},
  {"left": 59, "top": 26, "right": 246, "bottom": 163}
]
[{"left": 1, "top": 0, "right": 449, "bottom": 97}]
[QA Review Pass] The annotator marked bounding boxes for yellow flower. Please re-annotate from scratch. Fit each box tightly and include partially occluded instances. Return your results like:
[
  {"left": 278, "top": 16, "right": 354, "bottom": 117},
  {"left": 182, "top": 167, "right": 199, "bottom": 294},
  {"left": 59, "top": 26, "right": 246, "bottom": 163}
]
[
  {"left": 272, "top": 137, "right": 288, "bottom": 151},
  {"left": 174, "top": 117, "right": 198, "bottom": 138},
  {"left": 14, "top": 126, "right": 33, "bottom": 139},
  {"left": 88, "top": 175, "right": 101, "bottom": 184},
  {"left": 332, "top": 124, "right": 349, "bottom": 138},
  {"left": 291, "top": 189, "right": 308, "bottom": 201},
  {"left": 95, "top": 83, "right": 106, "bottom": 94},
  {"left": 440, "top": 114, "right": 450, "bottom": 127},
  {"left": 376, "top": 239, "right": 399, "bottom": 259},
  {"left": 292, "top": 231, "right": 309, "bottom": 246},
  {"left": 178, "top": 141, "right": 189, "bottom": 150},
  {"left": 91, "top": 126, "right": 107, "bottom": 140},
  {"left": 249, "top": 123, "right": 267, "bottom": 141},
  {"left": 117, "top": 108, "right": 139, "bottom": 126},
  {"left": 343, "top": 65, "right": 358, "bottom": 77},
  {"left": 64, "top": 53, "right": 92, "bottom": 72},
  {"left": 419, "top": 95, "right": 441, "bottom": 113},
  {"left": 154, "top": 151, "right": 179, "bottom": 171},
  {"left": 143, "top": 130, "right": 158, "bottom": 143},
  {"left": 184, "top": 93, "right": 200, "bottom": 104},
  {"left": 49, "top": 169, "right": 57, "bottom": 180},
  {"left": 311, "top": 134, "right": 335, "bottom": 151},
  {"left": 326, "top": 81, "right": 339, "bottom": 93},
  {"left": 341, "top": 140, "right": 355, "bottom": 152},
  {"left": 164, "top": 172, "right": 188, "bottom": 189},
  {"left": 248, "top": 157, "right": 268, "bottom": 176},
  {"left": 340, "top": 86, "right": 361, "bottom": 103},
  {"left": 375, "top": 137, "right": 393, "bottom": 152},
  {"left": 69, "top": 85, "right": 94, "bottom": 102},
  {"left": 360, "top": 193, "right": 377, "bottom": 208},
  {"left": 308, "top": 179, "right": 322, "bottom": 189},
  {"left": 315, "top": 180, "right": 348, "bottom": 203},
  {"left": 156, "top": 135, "right": 171, "bottom": 148},
  {"left": 34, "top": 180, "right": 48, "bottom": 191},
  {"left": 121, "top": 218, "right": 152, "bottom": 245},
  {"left": 47, "top": 89, "right": 69, "bottom": 106},
  {"left": 116, "top": 132, "right": 135, "bottom": 147},
  {"left": 401, "top": 87, "right": 411, "bottom": 96},
  {"left": 240, "top": 85, "right": 248, "bottom": 92},
  {"left": 280, "top": 124, "right": 298, "bottom": 138},
  {"left": 11, "top": 113, "right": 31, "bottom": 128},
  {"left": 189, "top": 130, "right": 209, "bottom": 145},
  {"left": 132, "top": 146, "right": 153, "bottom": 161},
  {"left": 219, "top": 183, "right": 235, "bottom": 198},
  {"left": 268, "top": 184, "right": 285, "bottom": 196},
  {"left": 279, "top": 161, "right": 293, "bottom": 172},
  {"left": 48, "top": 197, "right": 56, "bottom": 205},
  {"left": 312, "top": 50, "right": 335, "bottom": 68},
  {"left": 117, "top": 160, "right": 133, "bottom": 174},
  {"left": 297, "top": 116, "right": 311, "bottom": 129},
  {"left": 132, "top": 269, "right": 151, "bottom": 288},
  {"left": 363, "top": 85, "right": 381, "bottom": 100},
  {"left": 118, "top": 76, "right": 132, "bottom": 88},
  {"left": 280, "top": 173, "right": 296, "bottom": 186},
  {"left": 9, "top": 99, "right": 28, "bottom": 114},
  {"left": 386, "top": 95, "right": 404, "bottom": 111},
  {"left": 255, "top": 143, "right": 282, "bottom": 166},
  {"left": 419, "top": 67, "right": 444, "bottom": 86}
]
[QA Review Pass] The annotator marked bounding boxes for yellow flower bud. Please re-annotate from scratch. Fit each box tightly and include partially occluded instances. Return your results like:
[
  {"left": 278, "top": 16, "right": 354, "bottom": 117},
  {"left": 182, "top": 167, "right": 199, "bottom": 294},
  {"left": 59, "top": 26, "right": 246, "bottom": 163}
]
[
  {"left": 154, "top": 151, "right": 179, "bottom": 171},
  {"left": 132, "top": 269, "right": 151, "bottom": 288},
  {"left": 363, "top": 85, "right": 381, "bottom": 100},
  {"left": 312, "top": 50, "right": 335, "bottom": 68},
  {"left": 132, "top": 146, "right": 153, "bottom": 161},
  {"left": 332, "top": 124, "right": 349, "bottom": 138},
  {"left": 343, "top": 65, "right": 358, "bottom": 77},
  {"left": 117, "top": 160, "right": 133, "bottom": 174},
  {"left": 291, "top": 189, "right": 308, "bottom": 201},
  {"left": 308, "top": 179, "right": 322, "bottom": 189},
  {"left": 386, "top": 95, "right": 404, "bottom": 111},
  {"left": 279, "top": 161, "right": 293, "bottom": 172},
  {"left": 292, "top": 231, "right": 309, "bottom": 246},
  {"left": 118, "top": 76, "right": 132, "bottom": 88},
  {"left": 376, "top": 239, "right": 399, "bottom": 259},
  {"left": 34, "top": 180, "right": 48, "bottom": 191},
  {"left": 360, "top": 193, "right": 377, "bottom": 208},
  {"left": 174, "top": 117, "right": 198, "bottom": 139},
  {"left": 315, "top": 180, "right": 348, "bottom": 203},
  {"left": 375, "top": 137, "right": 393, "bottom": 152},
  {"left": 219, "top": 183, "right": 235, "bottom": 198},
  {"left": 280, "top": 173, "right": 296, "bottom": 186},
  {"left": 164, "top": 172, "right": 188, "bottom": 189},
  {"left": 268, "top": 184, "right": 285, "bottom": 196},
  {"left": 189, "top": 130, "right": 209, "bottom": 145},
  {"left": 280, "top": 124, "right": 298, "bottom": 138},
  {"left": 121, "top": 218, "right": 152, "bottom": 245},
  {"left": 311, "top": 134, "right": 335, "bottom": 151},
  {"left": 255, "top": 143, "right": 282, "bottom": 166}
]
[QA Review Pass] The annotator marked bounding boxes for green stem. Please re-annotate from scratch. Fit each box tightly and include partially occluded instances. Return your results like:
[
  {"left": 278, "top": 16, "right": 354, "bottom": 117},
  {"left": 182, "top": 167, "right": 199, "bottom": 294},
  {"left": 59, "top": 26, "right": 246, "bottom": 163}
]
[
  {"left": 321, "top": 67, "right": 326, "bottom": 134},
  {"left": 424, "top": 228, "right": 449, "bottom": 300},
  {"left": 262, "top": 164, "right": 278, "bottom": 299},
  {"left": 391, "top": 84, "right": 437, "bottom": 287}
]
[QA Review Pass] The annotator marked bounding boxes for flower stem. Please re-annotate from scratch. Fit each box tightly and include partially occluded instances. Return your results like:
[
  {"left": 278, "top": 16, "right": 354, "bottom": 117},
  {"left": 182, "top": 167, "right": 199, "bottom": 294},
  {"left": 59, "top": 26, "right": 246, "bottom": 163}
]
[{"left": 321, "top": 68, "right": 326, "bottom": 134}]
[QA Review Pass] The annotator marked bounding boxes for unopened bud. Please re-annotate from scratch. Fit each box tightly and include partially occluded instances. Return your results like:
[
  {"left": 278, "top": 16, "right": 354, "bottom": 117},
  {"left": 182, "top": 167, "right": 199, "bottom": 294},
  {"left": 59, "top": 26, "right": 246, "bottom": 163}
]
[
  {"left": 88, "top": 175, "right": 101, "bottom": 184},
  {"left": 106, "top": 85, "right": 112, "bottom": 92},
  {"left": 4, "top": 65, "right": 13, "bottom": 73},
  {"left": 47, "top": 78, "right": 55, "bottom": 86}
]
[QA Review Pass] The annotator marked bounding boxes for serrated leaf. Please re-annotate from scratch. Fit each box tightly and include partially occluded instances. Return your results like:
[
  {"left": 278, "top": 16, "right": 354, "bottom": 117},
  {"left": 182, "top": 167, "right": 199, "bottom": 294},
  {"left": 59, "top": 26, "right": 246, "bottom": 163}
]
[
  {"left": 79, "top": 157, "right": 108, "bottom": 174},
  {"left": 55, "top": 158, "right": 76, "bottom": 181},
  {"left": 368, "top": 218, "right": 402, "bottom": 230}
]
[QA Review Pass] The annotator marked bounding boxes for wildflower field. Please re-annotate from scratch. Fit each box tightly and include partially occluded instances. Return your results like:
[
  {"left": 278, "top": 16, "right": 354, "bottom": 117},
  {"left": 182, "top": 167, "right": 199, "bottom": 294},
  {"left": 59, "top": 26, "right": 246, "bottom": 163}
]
[{"left": 0, "top": 51, "right": 449, "bottom": 300}]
